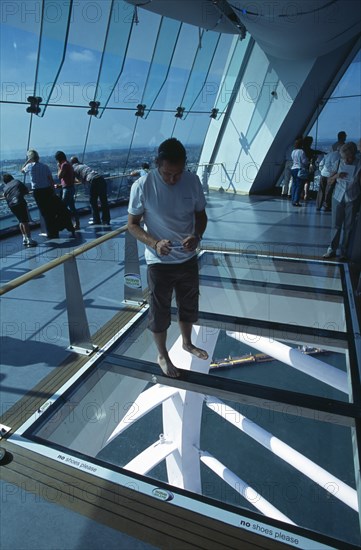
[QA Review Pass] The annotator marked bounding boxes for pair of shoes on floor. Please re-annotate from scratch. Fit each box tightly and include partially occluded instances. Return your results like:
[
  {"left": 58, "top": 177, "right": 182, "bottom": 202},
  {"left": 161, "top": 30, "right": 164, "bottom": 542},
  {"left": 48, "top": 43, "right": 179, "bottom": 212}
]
[
  {"left": 323, "top": 249, "right": 336, "bottom": 259},
  {"left": 88, "top": 220, "right": 101, "bottom": 225},
  {"left": 73, "top": 223, "right": 81, "bottom": 230},
  {"left": 23, "top": 238, "right": 37, "bottom": 247},
  {"left": 292, "top": 202, "right": 302, "bottom": 207}
]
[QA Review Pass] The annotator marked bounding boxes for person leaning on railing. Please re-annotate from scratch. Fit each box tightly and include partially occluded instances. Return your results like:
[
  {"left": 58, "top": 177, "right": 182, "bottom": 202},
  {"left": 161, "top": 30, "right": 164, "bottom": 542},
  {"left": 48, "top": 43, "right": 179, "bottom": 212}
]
[
  {"left": 70, "top": 157, "right": 111, "bottom": 226},
  {"left": 129, "top": 162, "right": 150, "bottom": 179},
  {"left": 2, "top": 173, "right": 37, "bottom": 247},
  {"left": 21, "top": 149, "right": 59, "bottom": 238},
  {"left": 55, "top": 151, "right": 80, "bottom": 230}
]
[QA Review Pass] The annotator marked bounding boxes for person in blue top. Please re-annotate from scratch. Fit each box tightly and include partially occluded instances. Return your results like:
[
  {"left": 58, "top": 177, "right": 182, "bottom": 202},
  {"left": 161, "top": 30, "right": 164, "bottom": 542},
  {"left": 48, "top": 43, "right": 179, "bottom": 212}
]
[
  {"left": 127, "top": 138, "right": 208, "bottom": 377},
  {"left": 21, "top": 149, "right": 59, "bottom": 238}
]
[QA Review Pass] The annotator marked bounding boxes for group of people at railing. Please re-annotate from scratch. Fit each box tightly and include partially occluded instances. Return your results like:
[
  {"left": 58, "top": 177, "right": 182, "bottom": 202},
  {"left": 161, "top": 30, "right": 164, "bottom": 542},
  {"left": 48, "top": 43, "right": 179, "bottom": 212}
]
[
  {"left": 281, "top": 131, "right": 361, "bottom": 262},
  {"left": 2, "top": 148, "right": 112, "bottom": 245},
  {"left": 1, "top": 150, "right": 157, "bottom": 241},
  {"left": 282, "top": 135, "right": 325, "bottom": 204}
]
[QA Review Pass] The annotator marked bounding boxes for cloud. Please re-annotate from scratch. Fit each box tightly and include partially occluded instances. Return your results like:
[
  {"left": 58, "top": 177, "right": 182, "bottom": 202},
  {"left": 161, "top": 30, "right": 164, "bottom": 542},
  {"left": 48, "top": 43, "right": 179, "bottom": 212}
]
[
  {"left": 69, "top": 49, "right": 95, "bottom": 63},
  {"left": 26, "top": 51, "right": 38, "bottom": 62}
]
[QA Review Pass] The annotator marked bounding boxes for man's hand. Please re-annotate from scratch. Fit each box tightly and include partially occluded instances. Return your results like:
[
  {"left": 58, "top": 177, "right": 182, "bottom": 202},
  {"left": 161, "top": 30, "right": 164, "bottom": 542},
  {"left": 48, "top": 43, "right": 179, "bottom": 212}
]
[
  {"left": 155, "top": 239, "right": 172, "bottom": 255},
  {"left": 182, "top": 234, "right": 200, "bottom": 252}
]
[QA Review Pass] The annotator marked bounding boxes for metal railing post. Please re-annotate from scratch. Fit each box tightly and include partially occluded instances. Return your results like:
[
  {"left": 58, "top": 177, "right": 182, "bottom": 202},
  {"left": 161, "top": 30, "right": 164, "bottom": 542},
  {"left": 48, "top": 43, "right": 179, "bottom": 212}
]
[
  {"left": 201, "top": 164, "right": 210, "bottom": 194},
  {"left": 123, "top": 231, "right": 145, "bottom": 306},
  {"left": 63, "top": 255, "right": 98, "bottom": 355}
]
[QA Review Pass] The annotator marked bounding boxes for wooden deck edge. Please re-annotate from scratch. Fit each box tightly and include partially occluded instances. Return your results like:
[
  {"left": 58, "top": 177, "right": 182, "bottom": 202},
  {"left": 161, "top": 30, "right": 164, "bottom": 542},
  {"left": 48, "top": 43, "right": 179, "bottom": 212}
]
[
  {"left": 0, "top": 441, "right": 291, "bottom": 550},
  {"left": 0, "top": 304, "right": 145, "bottom": 430}
]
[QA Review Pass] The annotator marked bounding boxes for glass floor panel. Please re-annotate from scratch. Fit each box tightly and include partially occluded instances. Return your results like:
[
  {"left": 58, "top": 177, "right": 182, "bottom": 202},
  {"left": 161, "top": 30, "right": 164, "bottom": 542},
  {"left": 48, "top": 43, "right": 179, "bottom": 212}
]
[
  {"left": 9, "top": 253, "right": 361, "bottom": 550},
  {"left": 113, "top": 317, "right": 351, "bottom": 402},
  {"left": 198, "top": 253, "right": 346, "bottom": 332},
  {"left": 26, "top": 362, "right": 360, "bottom": 547}
]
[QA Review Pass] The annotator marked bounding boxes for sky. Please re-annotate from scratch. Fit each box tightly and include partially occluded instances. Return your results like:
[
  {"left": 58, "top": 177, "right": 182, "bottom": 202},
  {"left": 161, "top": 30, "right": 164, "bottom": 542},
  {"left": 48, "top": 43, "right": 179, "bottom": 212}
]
[
  {"left": 0, "top": 0, "right": 360, "bottom": 161},
  {"left": 0, "top": 0, "right": 233, "bottom": 159}
]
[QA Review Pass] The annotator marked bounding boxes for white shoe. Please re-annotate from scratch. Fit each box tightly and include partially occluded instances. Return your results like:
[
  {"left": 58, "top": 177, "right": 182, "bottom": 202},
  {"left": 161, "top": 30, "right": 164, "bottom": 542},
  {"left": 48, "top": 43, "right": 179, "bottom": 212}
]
[{"left": 323, "top": 249, "right": 336, "bottom": 259}]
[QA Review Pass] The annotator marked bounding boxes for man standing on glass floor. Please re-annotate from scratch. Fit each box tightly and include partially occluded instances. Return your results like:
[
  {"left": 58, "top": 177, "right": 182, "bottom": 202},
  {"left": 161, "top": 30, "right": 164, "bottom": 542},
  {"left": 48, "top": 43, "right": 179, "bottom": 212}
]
[{"left": 127, "top": 138, "right": 208, "bottom": 378}]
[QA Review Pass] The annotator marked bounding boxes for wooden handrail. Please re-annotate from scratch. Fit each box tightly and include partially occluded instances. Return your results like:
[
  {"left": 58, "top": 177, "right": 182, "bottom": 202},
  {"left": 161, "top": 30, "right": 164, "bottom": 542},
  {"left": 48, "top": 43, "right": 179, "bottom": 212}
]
[{"left": 0, "top": 224, "right": 128, "bottom": 296}]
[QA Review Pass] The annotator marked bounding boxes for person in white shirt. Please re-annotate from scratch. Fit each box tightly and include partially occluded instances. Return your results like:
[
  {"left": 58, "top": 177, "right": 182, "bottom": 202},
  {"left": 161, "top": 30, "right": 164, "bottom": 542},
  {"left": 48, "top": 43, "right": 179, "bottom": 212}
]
[
  {"left": 129, "top": 162, "right": 150, "bottom": 178},
  {"left": 128, "top": 138, "right": 208, "bottom": 378},
  {"left": 323, "top": 142, "right": 360, "bottom": 260},
  {"left": 331, "top": 131, "right": 347, "bottom": 152},
  {"left": 316, "top": 147, "right": 341, "bottom": 211},
  {"left": 290, "top": 138, "right": 309, "bottom": 206},
  {"left": 281, "top": 143, "right": 294, "bottom": 197}
]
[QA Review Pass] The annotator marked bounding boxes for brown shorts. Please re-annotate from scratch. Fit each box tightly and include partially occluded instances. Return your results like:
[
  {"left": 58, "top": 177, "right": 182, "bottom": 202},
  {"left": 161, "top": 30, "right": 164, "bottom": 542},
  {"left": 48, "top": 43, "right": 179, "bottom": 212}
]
[
  {"left": 10, "top": 203, "right": 29, "bottom": 224},
  {"left": 147, "top": 256, "right": 199, "bottom": 333}
]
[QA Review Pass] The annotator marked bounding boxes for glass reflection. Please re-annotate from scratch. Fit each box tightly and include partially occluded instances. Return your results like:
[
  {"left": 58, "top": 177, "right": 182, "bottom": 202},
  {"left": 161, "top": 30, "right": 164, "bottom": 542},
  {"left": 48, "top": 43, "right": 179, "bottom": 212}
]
[{"left": 198, "top": 252, "right": 346, "bottom": 333}]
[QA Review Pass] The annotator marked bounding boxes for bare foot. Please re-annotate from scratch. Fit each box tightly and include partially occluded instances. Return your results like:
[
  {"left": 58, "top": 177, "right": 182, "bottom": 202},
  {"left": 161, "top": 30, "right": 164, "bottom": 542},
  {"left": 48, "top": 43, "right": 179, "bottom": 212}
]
[
  {"left": 182, "top": 343, "right": 209, "bottom": 360},
  {"left": 157, "top": 355, "right": 180, "bottom": 378}
]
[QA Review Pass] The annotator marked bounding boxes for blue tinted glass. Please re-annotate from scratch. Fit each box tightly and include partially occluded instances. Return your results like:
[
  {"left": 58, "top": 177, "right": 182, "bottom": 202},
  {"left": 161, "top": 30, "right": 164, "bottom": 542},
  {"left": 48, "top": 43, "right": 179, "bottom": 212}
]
[
  {"left": 35, "top": 0, "right": 73, "bottom": 115},
  {"left": 180, "top": 33, "right": 235, "bottom": 117},
  {"left": 0, "top": 25, "right": 39, "bottom": 104},
  {"left": 180, "top": 30, "right": 221, "bottom": 119},
  {"left": 142, "top": 18, "right": 182, "bottom": 117},
  {"left": 245, "top": 67, "right": 279, "bottom": 146},
  {"left": 48, "top": 0, "right": 111, "bottom": 108},
  {"left": 95, "top": 0, "right": 135, "bottom": 116},
  {"left": 0, "top": 105, "right": 32, "bottom": 163},
  {"left": 215, "top": 35, "right": 251, "bottom": 116},
  {"left": 27, "top": 105, "right": 92, "bottom": 160},
  {"left": 309, "top": 48, "right": 361, "bottom": 144},
  {"left": 104, "top": 10, "right": 160, "bottom": 113},
  {"left": 331, "top": 49, "right": 361, "bottom": 97},
  {"left": 316, "top": 96, "right": 361, "bottom": 144}
]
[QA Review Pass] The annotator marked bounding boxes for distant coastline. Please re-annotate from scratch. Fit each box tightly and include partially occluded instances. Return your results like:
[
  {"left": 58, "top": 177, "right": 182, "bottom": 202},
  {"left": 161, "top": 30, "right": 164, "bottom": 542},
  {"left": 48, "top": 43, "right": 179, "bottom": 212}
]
[
  {"left": 1, "top": 137, "right": 358, "bottom": 186},
  {"left": 2, "top": 137, "right": 360, "bottom": 166},
  {"left": 0, "top": 144, "right": 204, "bottom": 183}
]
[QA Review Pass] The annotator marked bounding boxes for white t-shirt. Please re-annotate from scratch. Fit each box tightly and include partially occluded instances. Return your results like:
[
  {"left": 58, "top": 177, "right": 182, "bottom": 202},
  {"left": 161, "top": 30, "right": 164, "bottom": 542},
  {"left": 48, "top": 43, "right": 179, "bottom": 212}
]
[
  {"left": 333, "top": 159, "right": 359, "bottom": 203},
  {"left": 320, "top": 150, "right": 340, "bottom": 177},
  {"left": 291, "top": 149, "right": 308, "bottom": 170},
  {"left": 128, "top": 168, "right": 206, "bottom": 264}
]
